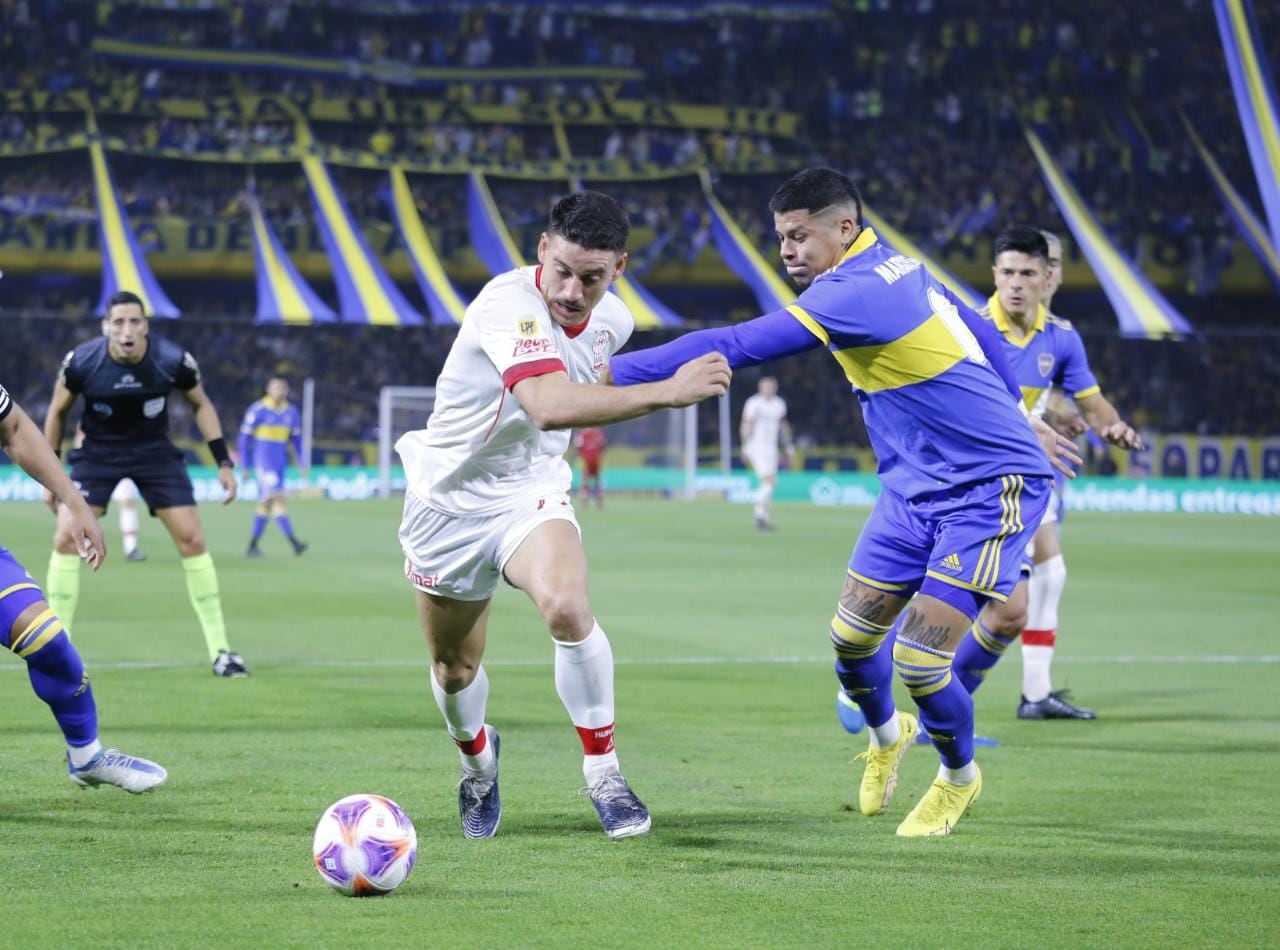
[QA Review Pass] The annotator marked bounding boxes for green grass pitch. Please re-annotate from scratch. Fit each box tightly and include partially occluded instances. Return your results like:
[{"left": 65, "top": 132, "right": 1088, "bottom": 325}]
[{"left": 2, "top": 497, "right": 1278, "bottom": 948}]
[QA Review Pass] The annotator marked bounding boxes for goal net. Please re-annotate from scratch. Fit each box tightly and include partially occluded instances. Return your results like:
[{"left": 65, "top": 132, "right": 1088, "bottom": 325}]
[{"left": 377, "top": 386, "right": 435, "bottom": 498}]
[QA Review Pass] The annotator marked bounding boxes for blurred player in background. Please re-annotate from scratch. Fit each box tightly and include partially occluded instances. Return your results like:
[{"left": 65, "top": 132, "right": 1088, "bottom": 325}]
[
  {"left": 610, "top": 168, "right": 1081, "bottom": 837},
  {"left": 43, "top": 290, "right": 248, "bottom": 678},
  {"left": 1, "top": 382, "right": 166, "bottom": 792},
  {"left": 573, "top": 426, "right": 607, "bottom": 508},
  {"left": 396, "top": 192, "right": 730, "bottom": 840},
  {"left": 740, "top": 376, "right": 794, "bottom": 531},
  {"left": 238, "top": 376, "right": 309, "bottom": 557},
  {"left": 952, "top": 226, "right": 1142, "bottom": 719}
]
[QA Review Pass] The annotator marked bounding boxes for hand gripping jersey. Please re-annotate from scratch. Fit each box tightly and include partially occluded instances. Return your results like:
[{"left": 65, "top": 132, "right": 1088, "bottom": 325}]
[
  {"left": 396, "top": 266, "right": 633, "bottom": 515},
  {"left": 980, "top": 294, "right": 1100, "bottom": 417},
  {"left": 59, "top": 336, "right": 201, "bottom": 448}
]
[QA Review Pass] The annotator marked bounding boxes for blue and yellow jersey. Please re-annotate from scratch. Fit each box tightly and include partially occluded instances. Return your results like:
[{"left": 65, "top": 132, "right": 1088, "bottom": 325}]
[
  {"left": 785, "top": 229, "right": 1052, "bottom": 499},
  {"left": 238, "top": 398, "right": 301, "bottom": 470},
  {"left": 981, "top": 294, "right": 1100, "bottom": 416}
]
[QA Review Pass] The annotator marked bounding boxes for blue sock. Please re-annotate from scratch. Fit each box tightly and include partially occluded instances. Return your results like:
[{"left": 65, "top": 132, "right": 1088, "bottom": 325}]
[
  {"left": 275, "top": 515, "right": 296, "bottom": 541},
  {"left": 249, "top": 514, "right": 268, "bottom": 545},
  {"left": 12, "top": 612, "right": 98, "bottom": 747},
  {"left": 830, "top": 603, "right": 897, "bottom": 729},
  {"left": 953, "top": 617, "right": 1017, "bottom": 695},
  {"left": 894, "top": 635, "right": 974, "bottom": 769}
]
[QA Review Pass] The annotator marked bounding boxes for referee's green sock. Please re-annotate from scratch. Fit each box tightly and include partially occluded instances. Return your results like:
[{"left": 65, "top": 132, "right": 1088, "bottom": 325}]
[
  {"left": 183, "top": 552, "right": 231, "bottom": 661},
  {"left": 46, "top": 552, "right": 82, "bottom": 634}
]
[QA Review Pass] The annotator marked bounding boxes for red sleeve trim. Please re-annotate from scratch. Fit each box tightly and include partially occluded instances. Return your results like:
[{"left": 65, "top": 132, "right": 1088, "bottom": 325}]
[{"left": 503, "top": 358, "right": 567, "bottom": 391}]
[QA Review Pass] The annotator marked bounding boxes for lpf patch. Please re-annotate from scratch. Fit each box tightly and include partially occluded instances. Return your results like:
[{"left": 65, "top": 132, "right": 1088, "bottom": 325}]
[
  {"left": 1037, "top": 352, "right": 1056, "bottom": 378},
  {"left": 518, "top": 318, "right": 540, "bottom": 338}
]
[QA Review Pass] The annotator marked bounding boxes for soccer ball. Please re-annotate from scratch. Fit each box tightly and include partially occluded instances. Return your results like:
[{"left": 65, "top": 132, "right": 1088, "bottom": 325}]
[{"left": 312, "top": 794, "right": 418, "bottom": 897}]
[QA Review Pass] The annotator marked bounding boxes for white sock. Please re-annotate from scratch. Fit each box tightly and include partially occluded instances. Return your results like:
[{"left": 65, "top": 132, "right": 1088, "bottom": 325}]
[
  {"left": 939, "top": 761, "right": 978, "bottom": 786},
  {"left": 68, "top": 738, "right": 103, "bottom": 768},
  {"left": 554, "top": 623, "right": 619, "bottom": 782},
  {"left": 755, "top": 481, "right": 775, "bottom": 521},
  {"left": 868, "top": 714, "right": 901, "bottom": 750},
  {"left": 1023, "top": 555, "right": 1067, "bottom": 701},
  {"left": 1021, "top": 646, "right": 1054, "bottom": 702},
  {"left": 120, "top": 506, "right": 139, "bottom": 555},
  {"left": 430, "top": 666, "right": 494, "bottom": 775}
]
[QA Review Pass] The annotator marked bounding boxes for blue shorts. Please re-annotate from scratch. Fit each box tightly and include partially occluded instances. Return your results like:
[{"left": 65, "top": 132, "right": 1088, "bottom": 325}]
[
  {"left": 0, "top": 546, "right": 46, "bottom": 648},
  {"left": 254, "top": 465, "right": 286, "bottom": 495},
  {"left": 849, "top": 475, "right": 1051, "bottom": 609}
]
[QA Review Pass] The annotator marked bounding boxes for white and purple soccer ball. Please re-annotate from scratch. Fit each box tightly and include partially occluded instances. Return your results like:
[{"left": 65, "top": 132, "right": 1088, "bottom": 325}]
[{"left": 312, "top": 794, "right": 418, "bottom": 897}]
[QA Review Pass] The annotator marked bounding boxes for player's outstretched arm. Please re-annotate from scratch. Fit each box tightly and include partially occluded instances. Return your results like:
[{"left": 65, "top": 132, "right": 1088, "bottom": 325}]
[
  {"left": 1075, "top": 392, "right": 1143, "bottom": 449},
  {"left": 513, "top": 352, "right": 731, "bottom": 431},
  {"left": 3, "top": 396, "right": 105, "bottom": 569},
  {"left": 183, "top": 382, "right": 238, "bottom": 504},
  {"left": 609, "top": 310, "right": 820, "bottom": 386}
]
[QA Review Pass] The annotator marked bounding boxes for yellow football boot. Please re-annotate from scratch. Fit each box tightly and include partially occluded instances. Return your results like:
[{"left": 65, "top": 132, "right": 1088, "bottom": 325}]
[
  {"left": 852, "top": 711, "right": 918, "bottom": 816},
  {"left": 896, "top": 766, "right": 983, "bottom": 837}
]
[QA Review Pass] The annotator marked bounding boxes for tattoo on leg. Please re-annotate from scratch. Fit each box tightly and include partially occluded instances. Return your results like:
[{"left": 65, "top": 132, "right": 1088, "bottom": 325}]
[
  {"left": 899, "top": 606, "right": 953, "bottom": 650},
  {"left": 841, "top": 586, "right": 894, "bottom": 625}
]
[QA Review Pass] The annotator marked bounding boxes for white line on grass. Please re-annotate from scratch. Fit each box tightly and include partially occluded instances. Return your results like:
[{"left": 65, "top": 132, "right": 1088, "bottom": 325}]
[{"left": 3, "top": 654, "right": 1279, "bottom": 672}]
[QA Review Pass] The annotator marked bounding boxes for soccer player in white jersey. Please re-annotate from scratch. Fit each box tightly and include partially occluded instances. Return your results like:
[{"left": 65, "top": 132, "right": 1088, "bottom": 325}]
[
  {"left": 740, "top": 376, "right": 794, "bottom": 530},
  {"left": 111, "top": 480, "right": 146, "bottom": 562},
  {"left": 395, "top": 191, "right": 730, "bottom": 840}
]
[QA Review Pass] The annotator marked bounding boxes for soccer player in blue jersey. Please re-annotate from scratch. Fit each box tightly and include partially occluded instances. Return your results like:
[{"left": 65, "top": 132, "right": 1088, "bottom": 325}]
[
  {"left": 952, "top": 226, "right": 1142, "bottom": 719},
  {"left": 239, "top": 377, "right": 309, "bottom": 557},
  {"left": 609, "top": 168, "right": 1080, "bottom": 836},
  {"left": 1, "top": 382, "right": 166, "bottom": 791}
]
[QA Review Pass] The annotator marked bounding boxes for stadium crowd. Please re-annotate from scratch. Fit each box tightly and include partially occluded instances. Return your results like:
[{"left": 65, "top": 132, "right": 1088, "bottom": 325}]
[{"left": 1, "top": 0, "right": 1277, "bottom": 454}]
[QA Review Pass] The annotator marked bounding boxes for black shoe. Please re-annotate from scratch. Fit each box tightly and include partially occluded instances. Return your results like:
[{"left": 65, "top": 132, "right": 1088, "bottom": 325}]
[
  {"left": 246, "top": 545, "right": 264, "bottom": 558},
  {"left": 754, "top": 516, "right": 776, "bottom": 532},
  {"left": 124, "top": 549, "right": 147, "bottom": 562},
  {"left": 212, "top": 650, "right": 249, "bottom": 678},
  {"left": 1017, "top": 690, "right": 1096, "bottom": 720},
  {"left": 291, "top": 540, "right": 309, "bottom": 556}
]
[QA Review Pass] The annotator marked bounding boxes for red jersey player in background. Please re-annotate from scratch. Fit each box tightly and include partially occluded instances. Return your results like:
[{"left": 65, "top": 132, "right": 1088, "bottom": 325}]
[{"left": 574, "top": 427, "right": 607, "bottom": 508}]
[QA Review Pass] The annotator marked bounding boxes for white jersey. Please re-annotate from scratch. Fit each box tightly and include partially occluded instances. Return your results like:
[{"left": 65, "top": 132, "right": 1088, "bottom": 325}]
[
  {"left": 741, "top": 393, "right": 788, "bottom": 454},
  {"left": 397, "top": 266, "right": 634, "bottom": 515}
]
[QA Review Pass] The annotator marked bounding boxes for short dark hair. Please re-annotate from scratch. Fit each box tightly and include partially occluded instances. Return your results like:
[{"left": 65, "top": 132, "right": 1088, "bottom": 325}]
[
  {"left": 105, "top": 290, "right": 145, "bottom": 315},
  {"left": 994, "top": 225, "right": 1050, "bottom": 261},
  {"left": 547, "top": 191, "right": 630, "bottom": 253},
  {"left": 768, "top": 167, "right": 863, "bottom": 226}
]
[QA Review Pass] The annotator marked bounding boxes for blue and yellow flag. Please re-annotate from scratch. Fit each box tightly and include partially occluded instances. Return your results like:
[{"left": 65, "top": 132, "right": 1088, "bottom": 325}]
[
  {"left": 861, "top": 206, "right": 984, "bottom": 309},
  {"left": 302, "top": 156, "right": 423, "bottom": 325},
  {"left": 249, "top": 190, "right": 337, "bottom": 325},
  {"left": 1182, "top": 114, "right": 1280, "bottom": 293},
  {"left": 466, "top": 171, "right": 526, "bottom": 274},
  {"left": 1026, "top": 129, "right": 1191, "bottom": 338},
  {"left": 88, "top": 136, "right": 180, "bottom": 318},
  {"left": 699, "top": 169, "right": 796, "bottom": 313},
  {"left": 388, "top": 167, "right": 468, "bottom": 325},
  {"left": 1214, "top": 0, "right": 1280, "bottom": 250},
  {"left": 610, "top": 272, "right": 683, "bottom": 329}
]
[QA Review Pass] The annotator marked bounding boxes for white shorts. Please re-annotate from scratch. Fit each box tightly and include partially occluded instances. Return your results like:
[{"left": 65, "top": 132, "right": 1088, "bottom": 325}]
[
  {"left": 399, "top": 489, "right": 581, "bottom": 601},
  {"left": 110, "top": 478, "right": 138, "bottom": 503},
  {"left": 744, "top": 445, "right": 779, "bottom": 478}
]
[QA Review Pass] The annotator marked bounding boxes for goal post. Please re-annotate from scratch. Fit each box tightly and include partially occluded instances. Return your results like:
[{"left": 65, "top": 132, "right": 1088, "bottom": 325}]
[{"left": 377, "top": 386, "right": 436, "bottom": 498}]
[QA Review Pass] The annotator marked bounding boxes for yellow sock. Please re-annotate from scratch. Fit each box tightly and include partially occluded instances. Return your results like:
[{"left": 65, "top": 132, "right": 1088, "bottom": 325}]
[
  {"left": 46, "top": 552, "right": 82, "bottom": 634},
  {"left": 183, "top": 552, "right": 231, "bottom": 661}
]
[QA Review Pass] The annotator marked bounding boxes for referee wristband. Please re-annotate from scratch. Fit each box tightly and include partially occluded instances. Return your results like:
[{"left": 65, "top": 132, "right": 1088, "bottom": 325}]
[{"left": 208, "top": 437, "right": 233, "bottom": 468}]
